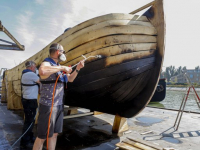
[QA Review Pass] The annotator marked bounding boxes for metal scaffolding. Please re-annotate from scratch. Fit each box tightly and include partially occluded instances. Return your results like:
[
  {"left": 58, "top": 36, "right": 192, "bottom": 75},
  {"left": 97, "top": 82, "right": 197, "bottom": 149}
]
[{"left": 0, "top": 20, "right": 24, "bottom": 51}]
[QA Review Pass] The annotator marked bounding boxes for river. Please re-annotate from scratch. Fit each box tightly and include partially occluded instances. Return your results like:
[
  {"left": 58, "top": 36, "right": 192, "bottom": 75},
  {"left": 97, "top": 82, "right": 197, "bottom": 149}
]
[{"left": 148, "top": 90, "right": 200, "bottom": 113}]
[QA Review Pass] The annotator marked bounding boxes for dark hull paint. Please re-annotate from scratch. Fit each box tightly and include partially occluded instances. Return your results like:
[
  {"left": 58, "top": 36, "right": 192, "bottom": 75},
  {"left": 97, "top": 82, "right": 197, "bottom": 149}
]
[
  {"left": 151, "top": 78, "right": 166, "bottom": 102},
  {"left": 65, "top": 56, "right": 154, "bottom": 116}
]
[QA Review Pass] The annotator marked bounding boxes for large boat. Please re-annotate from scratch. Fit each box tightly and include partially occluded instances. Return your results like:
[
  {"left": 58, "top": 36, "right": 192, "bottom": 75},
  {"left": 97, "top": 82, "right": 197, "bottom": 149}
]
[{"left": 1, "top": 0, "right": 165, "bottom": 118}]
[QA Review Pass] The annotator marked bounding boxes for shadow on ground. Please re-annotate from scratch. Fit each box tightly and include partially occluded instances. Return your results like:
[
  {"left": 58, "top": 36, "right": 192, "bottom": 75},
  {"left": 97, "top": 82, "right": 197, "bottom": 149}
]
[
  {"left": 0, "top": 104, "right": 119, "bottom": 150},
  {"left": 56, "top": 110, "right": 119, "bottom": 150}
]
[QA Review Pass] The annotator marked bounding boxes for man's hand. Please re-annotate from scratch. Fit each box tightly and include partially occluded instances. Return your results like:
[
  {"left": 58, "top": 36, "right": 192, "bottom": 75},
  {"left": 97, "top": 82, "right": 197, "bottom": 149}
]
[
  {"left": 67, "top": 60, "right": 85, "bottom": 82},
  {"left": 76, "top": 60, "right": 85, "bottom": 70},
  {"left": 62, "top": 66, "right": 72, "bottom": 74}
]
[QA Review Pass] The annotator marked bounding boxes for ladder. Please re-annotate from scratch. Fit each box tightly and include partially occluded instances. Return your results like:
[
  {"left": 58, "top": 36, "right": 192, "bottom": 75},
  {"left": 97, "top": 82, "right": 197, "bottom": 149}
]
[{"left": 173, "top": 72, "right": 200, "bottom": 130}]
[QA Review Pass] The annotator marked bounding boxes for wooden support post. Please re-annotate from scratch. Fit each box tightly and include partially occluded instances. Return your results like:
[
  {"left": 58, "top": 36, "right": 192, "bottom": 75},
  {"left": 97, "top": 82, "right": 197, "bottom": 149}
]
[
  {"left": 112, "top": 114, "right": 129, "bottom": 133},
  {"left": 93, "top": 111, "right": 103, "bottom": 115},
  {"left": 67, "top": 106, "right": 78, "bottom": 115}
]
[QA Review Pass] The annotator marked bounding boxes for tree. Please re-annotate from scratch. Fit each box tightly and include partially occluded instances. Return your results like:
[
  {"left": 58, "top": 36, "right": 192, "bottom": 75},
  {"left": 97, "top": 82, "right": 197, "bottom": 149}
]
[
  {"left": 165, "top": 66, "right": 178, "bottom": 82},
  {"left": 176, "top": 66, "right": 182, "bottom": 74},
  {"left": 195, "top": 66, "right": 199, "bottom": 72},
  {"left": 182, "top": 66, "right": 187, "bottom": 71}
]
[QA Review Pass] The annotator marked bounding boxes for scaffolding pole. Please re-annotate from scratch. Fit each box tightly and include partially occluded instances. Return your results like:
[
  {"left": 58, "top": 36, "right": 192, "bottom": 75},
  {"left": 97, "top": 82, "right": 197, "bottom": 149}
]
[{"left": 0, "top": 21, "right": 24, "bottom": 51}]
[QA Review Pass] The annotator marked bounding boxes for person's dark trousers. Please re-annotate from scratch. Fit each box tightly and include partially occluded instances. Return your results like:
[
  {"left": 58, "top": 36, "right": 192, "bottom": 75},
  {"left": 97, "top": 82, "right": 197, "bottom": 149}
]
[{"left": 20, "top": 99, "right": 38, "bottom": 146}]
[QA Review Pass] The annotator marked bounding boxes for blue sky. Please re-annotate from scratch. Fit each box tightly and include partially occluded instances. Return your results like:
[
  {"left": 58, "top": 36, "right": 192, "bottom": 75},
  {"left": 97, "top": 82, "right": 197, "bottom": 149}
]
[{"left": 0, "top": 0, "right": 200, "bottom": 70}]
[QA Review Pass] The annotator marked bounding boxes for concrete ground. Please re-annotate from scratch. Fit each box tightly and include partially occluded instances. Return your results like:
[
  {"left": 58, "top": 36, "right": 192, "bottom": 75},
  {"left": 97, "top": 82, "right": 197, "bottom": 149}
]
[{"left": 0, "top": 102, "right": 200, "bottom": 150}]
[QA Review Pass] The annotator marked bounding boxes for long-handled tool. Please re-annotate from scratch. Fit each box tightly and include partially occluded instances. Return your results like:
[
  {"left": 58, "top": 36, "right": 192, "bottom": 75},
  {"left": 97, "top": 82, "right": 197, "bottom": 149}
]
[{"left": 71, "top": 55, "right": 102, "bottom": 69}]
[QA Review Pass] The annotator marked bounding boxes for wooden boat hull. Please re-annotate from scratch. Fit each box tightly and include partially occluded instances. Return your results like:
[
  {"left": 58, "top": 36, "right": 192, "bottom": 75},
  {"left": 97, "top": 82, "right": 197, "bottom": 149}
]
[
  {"left": 64, "top": 0, "right": 165, "bottom": 118},
  {"left": 1, "top": 0, "right": 165, "bottom": 118}
]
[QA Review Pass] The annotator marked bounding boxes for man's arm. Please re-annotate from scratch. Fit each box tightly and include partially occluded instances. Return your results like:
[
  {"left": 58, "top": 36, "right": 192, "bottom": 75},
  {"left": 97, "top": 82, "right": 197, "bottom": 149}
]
[
  {"left": 67, "top": 60, "right": 85, "bottom": 82},
  {"left": 39, "top": 62, "right": 72, "bottom": 79},
  {"left": 67, "top": 71, "right": 78, "bottom": 82},
  {"left": 35, "top": 79, "right": 40, "bottom": 84}
]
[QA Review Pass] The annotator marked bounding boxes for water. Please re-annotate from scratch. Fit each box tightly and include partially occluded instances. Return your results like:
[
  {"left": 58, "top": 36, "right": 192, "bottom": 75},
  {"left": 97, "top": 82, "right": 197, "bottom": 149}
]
[
  {"left": 161, "top": 137, "right": 182, "bottom": 144},
  {"left": 149, "top": 90, "right": 200, "bottom": 113},
  {"left": 135, "top": 116, "right": 164, "bottom": 126}
]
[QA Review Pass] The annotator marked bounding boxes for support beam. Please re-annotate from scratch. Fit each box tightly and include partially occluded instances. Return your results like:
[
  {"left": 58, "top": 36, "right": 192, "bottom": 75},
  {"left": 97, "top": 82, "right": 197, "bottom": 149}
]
[
  {"left": 66, "top": 106, "right": 78, "bottom": 115},
  {"left": 0, "top": 21, "right": 24, "bottom": 51},
  {"left": 63, "top": 112, "right": 94, "bottom": 119},
  {"left": 0, "top": 44, "right": 24, "bottom": 50},
  {"left": 0, "top": 39, "right": 17, "bottom": 45},
  {"left": 93, "top": 111, "right": 103, "bottom": 115},
  {"left": 112, "top": 114, "right": 129, "bottom": 133},
  {"left": 129, "top": 1, "right": 155, "bottom": 15}
]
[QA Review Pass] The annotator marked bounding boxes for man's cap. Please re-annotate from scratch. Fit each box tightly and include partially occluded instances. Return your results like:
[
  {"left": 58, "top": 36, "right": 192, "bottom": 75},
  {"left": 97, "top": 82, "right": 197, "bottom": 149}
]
[{"left": 49, "top": 43, "right": 64, "bottom": 51}]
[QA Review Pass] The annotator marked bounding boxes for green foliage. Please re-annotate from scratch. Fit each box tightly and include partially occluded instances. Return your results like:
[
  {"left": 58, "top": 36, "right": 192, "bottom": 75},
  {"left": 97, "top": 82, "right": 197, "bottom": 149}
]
[
  {"left": 162, "top": 65, "right": 187, "bottom": 82},
  {"left": 195, "top": 66, "right": 200, "bottom": 72}
]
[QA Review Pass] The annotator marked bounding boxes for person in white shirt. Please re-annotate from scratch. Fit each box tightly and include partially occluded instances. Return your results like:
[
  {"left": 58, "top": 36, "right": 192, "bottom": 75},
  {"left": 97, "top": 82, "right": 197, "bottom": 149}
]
[{"left": 20, "top": 61, "right": 40, "bottom": 149}]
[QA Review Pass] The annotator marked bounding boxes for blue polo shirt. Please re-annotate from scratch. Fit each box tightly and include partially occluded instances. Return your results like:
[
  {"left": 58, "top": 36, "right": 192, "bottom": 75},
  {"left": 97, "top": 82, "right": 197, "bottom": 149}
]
[{"left": 21, "top": 72, "right": 39, "bottom": 99}]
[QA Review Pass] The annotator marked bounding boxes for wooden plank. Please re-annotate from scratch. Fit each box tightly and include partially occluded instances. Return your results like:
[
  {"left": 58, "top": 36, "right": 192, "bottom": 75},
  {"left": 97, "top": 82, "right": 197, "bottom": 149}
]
[
  {"left": 113, "top": 71, "right": 150, "bottom": 102},
  {"left": 65, "top": 43, "right": 156, "bottom": 67},
  {"left": 87, "top": 69, "right": 148, "bottom": 102},
  {"left": 72, "top": 50, "right": 155, "bottom": 77},
  {"left": 108, "top": 78, "right": 134, "bottom": 95},
  {"left": 59, "top": 20, "right": 154, "bottom": 51},
  {"left": 129, "top": 1, "right": 155, "bottom": 15},
  {"left": 71, "top": 57, "right": 155, "bottom": 87},
  {"left": 63, "top": 112, "right": 94, "bottom": 119},
  {"left": 68, "top": 63, "right": 154, "bottom": 93},
  {"left": 127, "top": 20, "right": 153, "bottom": 27},
  {"left": 127, "top": 137, "right": 163, "bottom": 150},
  {"left": 123, "top": 70, "right": 152, "bottom": 102},
  {"left": 116, "top": 143, "right": 141, "bottom": 150},
  {"left": 62, "top": 35, "right": 156, "bottom": 65},
  {"left": 61, "top": 14, "right": 150, "bottom": 43},
  {"left": 63, "top": 106, "right": 80, "bottom": 110},
  {"left": 129, "top": 72, "right": 151, "bottom": 101},
  {"left": 61, "top": 13, "right": 137, "bottom": 39},
  {"left": 110, "top": 77, "right": 138, "bottom": 100},
  {"left": 61, "top": 25, "right": 157, "bottom": 53},
  {"left": 93, "top": 111, "right": 103, "bottom": 115},
  {"left": 66, "top": 106, "right": 78, "bottom": 115},
  {"left": 131, "top": 15, "right": 149, "bottom": 22},
  {"left": 123, "top": 139, "right": 157, "bottom": 150},
  {"left": 112, "top": 114, "right": 129, "bottom": 133},
  {"left": 73, "top": 77, "right": 131, "bottom": 100}
]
